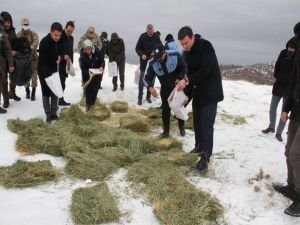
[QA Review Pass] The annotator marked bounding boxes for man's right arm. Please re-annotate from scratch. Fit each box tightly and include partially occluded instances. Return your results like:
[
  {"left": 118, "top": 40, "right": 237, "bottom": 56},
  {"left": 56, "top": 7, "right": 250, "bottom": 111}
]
[{"left": 135, "top": 34, "right": 143, "bottom": 57}]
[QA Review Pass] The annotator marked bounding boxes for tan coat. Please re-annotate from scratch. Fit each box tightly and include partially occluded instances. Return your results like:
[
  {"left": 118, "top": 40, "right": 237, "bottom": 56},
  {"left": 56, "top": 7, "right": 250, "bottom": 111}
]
[{"left": 78, "top": 27, "right": 102, "bottom": 50}]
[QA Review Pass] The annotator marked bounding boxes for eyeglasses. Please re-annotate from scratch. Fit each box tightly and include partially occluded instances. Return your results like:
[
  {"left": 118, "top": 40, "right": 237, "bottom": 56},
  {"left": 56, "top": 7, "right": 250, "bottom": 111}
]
[{"left": 23, "top": 24, "right": 29, "bottom": 26}]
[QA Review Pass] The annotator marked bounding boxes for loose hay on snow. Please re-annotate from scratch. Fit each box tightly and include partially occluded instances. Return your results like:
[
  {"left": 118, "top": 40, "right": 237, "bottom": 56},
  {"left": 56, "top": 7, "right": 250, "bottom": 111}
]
[
  {"left": 119, "top": 115, "right": 150, "bottom": 133},
  {"left": 127, "top": 155, "right": 223, "bottom": 225},
  {"left": 87, "top": 103, "right": 111, "bottom": 122},
  {"left": 71, "top": 183, "right": 120, "bottom": 225},
  {"left": 0, "top": 160, "right": 58, "bottom": 188},
  {"left": 110, "top": 101, "right": 128, "bottom": 113}
]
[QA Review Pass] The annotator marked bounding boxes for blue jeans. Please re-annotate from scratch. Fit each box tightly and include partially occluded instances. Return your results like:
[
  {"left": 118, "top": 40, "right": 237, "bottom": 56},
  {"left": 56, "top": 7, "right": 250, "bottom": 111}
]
[
  {"left": 269, "top": 95, "right": 286, "bottom": 135},
  {"left": 138, "top": 70, "right": 151, "bottom": 100}
]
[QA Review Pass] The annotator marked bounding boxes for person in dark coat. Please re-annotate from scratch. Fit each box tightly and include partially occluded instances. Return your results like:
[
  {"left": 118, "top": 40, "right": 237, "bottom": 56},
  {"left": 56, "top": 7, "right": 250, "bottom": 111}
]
[
  {"left": 79, "top": 39, "right": 105, "bottom": 111},
  {"left": 262, "top": 40, "right": 297, "bottom": 141},
  {"left": 109, "top": 32, "right": 125, "bottom": 91},
  {"left": 274, "top": 47, "right": 300, "bottom": 217},
  {"left": 165, "top": 34, "right": 178, "bottom": 51},
  {"left": 100, "top": 31, "right": 109, "bottom": 57},
  {"left": 58, "top": 21, "right": 75, "bottom": 106},
  {"left": 177, "top": 26, "right": 224, "bottom": 171},
  {"left": 135, "top": 24, "right": 161, "bottom": 105},
  {"left": 0, "top": 11, "right": 20, "bottom": 107},
  {"left": 38, "top": 22, "right": 64, "bottom": 123},
  {"left": 145, "top": 43, "right": 186, "bottom": 137}
]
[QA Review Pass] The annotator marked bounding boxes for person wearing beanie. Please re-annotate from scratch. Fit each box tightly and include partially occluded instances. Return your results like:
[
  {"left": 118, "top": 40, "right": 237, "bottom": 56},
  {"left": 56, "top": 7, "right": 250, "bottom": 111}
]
[
  {"left": 100, "top": 31, "right": 109, "bottom": 57},
  {"left": 17, "top": 17, "right": 39, "bottom": 101},
  {"left": 38, "top": 22, "right": 64, "bottom": 123},
  {"left": 108, "top": 32, "right": 125, "bottom": 91},
  {"left": 0, "top": 15, "right": 14, "bottom": 113},
  {"left": 0, "top": 11, "right": 20, "bottom": 106},
  {"left": 164, "top": 33, "right": 178, "bottom": 51},
  {"left": 262, "top": 40, "right": 297, "bottom": 141},
  {"left": 79, "top": 39, "right": 105, "bottom": 111}
]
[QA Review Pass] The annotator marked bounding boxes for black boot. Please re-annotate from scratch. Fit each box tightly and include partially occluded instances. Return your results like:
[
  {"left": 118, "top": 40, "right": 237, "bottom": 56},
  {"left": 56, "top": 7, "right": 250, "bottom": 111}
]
[
  {"left": 284, "top": 192, "right": 300, "bottom": 217},
  {"left": 0, "top": 106, "right": 7, "bottom": 114},
  {"left": 138, "top": 99, "right": 142, "bottom": 106},
  {"left": 51, "top": 114, "right": 59, "bottom": 121},
  {"left": 113, "top": 85, "right": 117, "bottom": 92},
  {"left": 273, "top": 183, "right": 297, "bottom": 201},
  {"left": 195, "top": 153, "right": 210, "bottom": 171},
  {"left": 178, "top": 120, "right": 185, "bottom": 137},
  {"left": 58, "top": 97, "right": 71, "bottom": 106},
  {"left": 31, "top": 88, "right": 36, "bottom": 101},
  {"left": 26, "top": 87, "right": 30, "bottom": 99},
  {"left": 3, "top": 100, "right": 9, "bottom": 108},
  {"left": 262, "top": 127, "right": 275, "bottom": 134},
  {"left": 46, "top": 114, "right": 52, "bottom": 124},
  {"left": 159, "top": 130, "right": 170, "bottom": 138},
  {"left": 190, "top": 146, "right": 202, "bottom": 154}
]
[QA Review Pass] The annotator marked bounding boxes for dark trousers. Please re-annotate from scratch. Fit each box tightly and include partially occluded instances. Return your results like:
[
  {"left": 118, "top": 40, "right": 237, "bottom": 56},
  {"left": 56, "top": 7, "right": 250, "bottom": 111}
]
[
  {"left": 42, "top": 93, "right": 58, "bottom": 116},
  {"left": 161, "top": 87, "right": 184, "bottom": 132},
  {"left": 0, "top": 74, "right": 9, "bottom": 101},
  {"left": 59, "top": 61, "right": 67, "bottom": 91},
  {"left": 86, "top": 76, "right": 100, "bottom": 106},
  {"left": 285, "top": 120, "right": 300, "bottom": 193},
  {"left": 112, "top": 59, "right": 125, "bottom": 88},
  {"left": 138, "top": 70, "right": 151, "bottom": 100},
  {"left": 193, "top": 103, "right": 218, "bottom": 157}
]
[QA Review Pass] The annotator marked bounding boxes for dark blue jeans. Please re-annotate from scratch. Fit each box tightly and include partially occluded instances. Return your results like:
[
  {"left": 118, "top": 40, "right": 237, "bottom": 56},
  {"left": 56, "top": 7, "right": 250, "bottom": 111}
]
[{"left": 193, "top": 103, "right": 218, "bottom": 157}]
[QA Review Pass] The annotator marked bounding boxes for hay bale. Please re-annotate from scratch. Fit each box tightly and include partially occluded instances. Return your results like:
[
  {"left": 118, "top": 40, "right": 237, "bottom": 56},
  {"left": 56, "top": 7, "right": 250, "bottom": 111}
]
[
  {"left": 127, "top": 155, "right": 223, "bottom": 225},
  {"left": 110, "top": 101, "right": 128, "bottom": 113},
  {"left": 88, "top": 103, "right": 111, "bottom": 121},
  {"left": 154, "top": 137, "right": 183, "bottom": 151},
  {"left": 0, "top": 160, "right": 58, "bottom": 188},
  {"left": 71, "top": 183, "right": 120, "bottom": 225},
  {"left": 120, "top": 115, "right": 150, "bottom": 133}
]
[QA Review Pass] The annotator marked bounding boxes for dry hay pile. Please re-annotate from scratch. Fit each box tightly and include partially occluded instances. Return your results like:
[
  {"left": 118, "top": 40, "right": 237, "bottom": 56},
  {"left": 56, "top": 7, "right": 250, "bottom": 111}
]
[
  {"left": 127, "top": 154, "right": 223, "bottom": 225},
  {"left": 0, "top": 160, "right": 58, "bottom": 188},
  {"left": 110, "top": 101, "right": 128, "bottom": 113},
  {"left": 71, "top": 183, "right": 120, "bottom": 225},
  {"left": 119, "top": 114, "right": 150, "bottom": 133}
]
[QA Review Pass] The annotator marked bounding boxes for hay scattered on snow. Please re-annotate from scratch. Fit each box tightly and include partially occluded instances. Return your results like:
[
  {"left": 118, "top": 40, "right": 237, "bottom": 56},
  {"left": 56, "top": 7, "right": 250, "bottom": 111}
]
[
  {"left": 154, "top": 137, "right": 183, "bottom": 151},
  {"left": 110, "top": 101, "right": 128, "bottom": 113},
  {"left": 0, "top": 160, "right": 58, "bottom": 188},
  {"left": 87, "top": 102, "right": 111, "bottom": 122},
  {"left": 119, "top": 115, "right": 150, "bottom": 133},
  {"left": 127, "top": 155, "right": 223, "bottom": 225},
  {"left": 71, "top": 183, "right": 120, "bottom": 225}
]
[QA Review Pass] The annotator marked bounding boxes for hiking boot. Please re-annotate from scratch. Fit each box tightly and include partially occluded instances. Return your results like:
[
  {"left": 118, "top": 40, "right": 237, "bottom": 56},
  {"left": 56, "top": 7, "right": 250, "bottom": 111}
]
[
  {"left": 284, "top": 200, "right": 300, "bottom": 217},
  {"left": 179, "top": 128, "right": 186, "bottom": 137},
  {"left": 46, "top": 115, "right": 52, "bottom": 124},
  {"left": 58, "top": 98, "right": 71, "bottom": 106},
  {"left": 51, "top": 114, "right": 59, "bottom": 121},
  {"left": 146, "top": 97, "right": 152, "bottom": 104},
  {"left": 10, "top": 95, "right": 21, "bottom": 101},
  {"left": 31, "top": 88, "right": 36, "bottom": 101},
  {"left": 113, "top": 86, "right": 117, "bottom": 92},
  {"left": 120, "top": 85, "right": 124, "bottom": 91},
  {"left": 26, "top": 87, "right": 30, "bottom": 99},
  {"left": 273, "top": 183, "right": 297, "bottom": 201},
  {"left": 275, "top": 133, "right": 283, "bottom": 142},
  {"left": 190, "top": 146, "right": 201, "bottom": 154},
  {"left": 138, "top": 99, "right": 142, "bottom": 106},
  {"left": 3, "top": 100, "right": 9, "bottom": 108},
  {"left": 0, "top": 107, "right": 7, "bottom": 114},
  {"left": 195, "top": 154, "right": 210, "bottom": 171},
  {"left": 262, "top": 127, "right": 275, "bottom": 134},
  {"left": 159, "top": 131, "right": 170, "bottom": 138}
]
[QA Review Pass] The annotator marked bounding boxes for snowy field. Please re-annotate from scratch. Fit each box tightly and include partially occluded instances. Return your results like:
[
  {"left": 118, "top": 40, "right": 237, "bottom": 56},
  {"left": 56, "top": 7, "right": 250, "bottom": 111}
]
[{"left": 0, "top": 54, "right": 299, "bottom": 225}]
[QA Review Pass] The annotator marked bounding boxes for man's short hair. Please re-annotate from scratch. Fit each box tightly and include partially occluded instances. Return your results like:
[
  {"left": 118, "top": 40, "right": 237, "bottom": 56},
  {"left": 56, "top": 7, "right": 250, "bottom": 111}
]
[
  {"left": 51, "top": 22, "right": 63, "bottom": 32},
  {"left": 178, "top": 26, "right": 193, "bottom": 40},
  {"left": 147, "top": 24, "right": 153, "bottom": 29},
  {"left": 66, "top": 21, "right": 75, "bottom": 28}
]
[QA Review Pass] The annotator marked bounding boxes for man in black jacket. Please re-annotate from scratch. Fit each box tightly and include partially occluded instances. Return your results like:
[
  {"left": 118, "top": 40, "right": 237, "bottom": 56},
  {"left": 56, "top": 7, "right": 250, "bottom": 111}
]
[
  {"left": 135, "top": 24, "right": 161, "bottom": 105},
  {"left": 38, "top": 22, "right": 63, "bottom": 123},
  {"left": 58, "top": 21, "right": 75, "bottom": 106},
  {"left": 262, "top": 40, "right": 297, "bottom": 141},
  {"left": 177, "top": 26, "right": 224, "bottom": 171}
]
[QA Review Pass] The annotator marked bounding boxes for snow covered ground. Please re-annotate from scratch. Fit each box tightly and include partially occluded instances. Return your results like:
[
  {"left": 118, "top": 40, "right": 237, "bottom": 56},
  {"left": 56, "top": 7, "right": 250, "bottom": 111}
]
[{"left": 0, "top": 54, "right": 299, "bottom": 225}]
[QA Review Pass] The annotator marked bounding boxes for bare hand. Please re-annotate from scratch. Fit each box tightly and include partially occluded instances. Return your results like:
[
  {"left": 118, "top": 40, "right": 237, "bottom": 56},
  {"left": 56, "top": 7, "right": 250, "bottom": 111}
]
[
  {"left": 64, "top": 55, "right": 70, "bottom": 61},
  {"left": 176, "top": 79, "right": 187, "bottom": 91},
  {"left": 281, "top": 112, "right": 289, "bottom": 122},
  {"left": 56, "top": 56, "right": 61, "bottom": 64},
  {"left": 12, "top": 51, "right": 16, "bottom": 56},
  {"left": 149, "top": 87, "right": 158, "bottom": 97},
  {"left": 99, "top": 67, "right": 104, "bottom": 74},
  {"left": 8, "top": 66, "right": 14, "bottom": 73},
  {"left": 142, "top": 55, "right": 147, "bottom": 60}
]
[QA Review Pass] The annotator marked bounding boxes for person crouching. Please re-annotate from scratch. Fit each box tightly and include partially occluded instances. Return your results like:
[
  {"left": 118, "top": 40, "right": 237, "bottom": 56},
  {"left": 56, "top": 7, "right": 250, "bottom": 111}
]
[{"left": 79, "top": 39, "right": 105, "bottom": 111}]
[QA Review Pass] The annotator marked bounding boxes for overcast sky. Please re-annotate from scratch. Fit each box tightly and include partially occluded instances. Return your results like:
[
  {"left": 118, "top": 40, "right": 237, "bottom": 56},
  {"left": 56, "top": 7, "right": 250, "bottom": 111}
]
[{"left": 2, "top": 0, "right": 299, "bottom": 65}]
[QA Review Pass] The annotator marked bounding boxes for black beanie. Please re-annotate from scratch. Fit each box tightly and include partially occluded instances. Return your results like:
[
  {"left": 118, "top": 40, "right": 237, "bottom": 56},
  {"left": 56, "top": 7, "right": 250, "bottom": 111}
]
[
  {"left": 165, "top": 34, "right": 174, "bottom": 42},
  {"left": 294, "top": 22, "right": 300, "bottom": 35}
]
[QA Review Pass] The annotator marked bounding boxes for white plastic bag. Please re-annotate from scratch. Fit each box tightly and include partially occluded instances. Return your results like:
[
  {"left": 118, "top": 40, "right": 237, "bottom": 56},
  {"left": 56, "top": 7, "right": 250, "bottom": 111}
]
[
  {"left": 108, "top": 61, "right": 118, "bottom": 77},
  {"left": 45, "top": 72, "right": 64, "bottom": 98},
  {"left": 168, "top": 88, "right": 189, "bottom": 121},
  {"left": 66, "top": 60, "right": 76, "bottom": 76},
  {"left": 134, "top": 67, "right": 140, "bottom": 85}
]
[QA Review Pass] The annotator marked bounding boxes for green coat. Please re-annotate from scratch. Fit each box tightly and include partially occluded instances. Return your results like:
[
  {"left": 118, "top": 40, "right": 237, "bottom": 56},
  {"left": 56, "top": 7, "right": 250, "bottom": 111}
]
[{"left": 0, "top": 28, "right": 13, "bottom": 76}]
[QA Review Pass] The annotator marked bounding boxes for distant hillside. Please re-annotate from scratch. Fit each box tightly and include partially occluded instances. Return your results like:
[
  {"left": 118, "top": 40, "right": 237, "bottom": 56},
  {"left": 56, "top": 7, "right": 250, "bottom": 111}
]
[{"left": 220, "top": 63, "right": 275, "bottom": 85}]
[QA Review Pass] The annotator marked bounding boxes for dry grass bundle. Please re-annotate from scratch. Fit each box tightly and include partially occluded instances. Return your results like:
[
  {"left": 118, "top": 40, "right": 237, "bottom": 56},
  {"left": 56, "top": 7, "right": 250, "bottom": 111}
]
[
  {"left": 71, "top": 183, "right": 120, "bottom": 225},
  {"left": 87, "top": 103, "right": 111, "bottom": 121},
  {"left": 0, "top": 160, "right": 58, "bottom": 188},
  {"left": 119, "top": 115, "right": 150, "bottom": 133},
  {"left": 154, "top": 137, "right": 183, "bottom": 151},
  {"left": 127, "top": 155, "right": 223, "bottom": 225},
  {"left": 110, "top": 101, "right": 128, "bottom": 113}
]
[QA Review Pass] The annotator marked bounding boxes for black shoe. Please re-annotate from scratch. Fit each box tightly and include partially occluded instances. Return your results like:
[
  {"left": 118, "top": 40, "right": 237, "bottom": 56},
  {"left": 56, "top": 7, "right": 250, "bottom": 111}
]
[
  {"left": 51, "top": 114, "right": 59, "bottom": 121},
  {"left": 12, "top": 95, "right": 21, "bottom": 101},
  {"left": 0, "top": 107, "right": 7, "bottom": 114},
  {"left": 273, "top": 183, "right": 297, "bottom": 201},
  {"left": 26, "top": 87, "right": 30, "bottom": 99},
  {"left": 262, "top": 127, "right": 275, "bottom": 134},
  {"left": 138, "top": 99, "right": 142, "bottom": 106},
  {"left": 31, "top": 88, "right": 36, "bottom": 101},
  {"left": 190, "top": 146, "right": 201, "bottom": 154},
  {"left": 195, "top": 154, "right": 209, "bottom": 171},
  {"left": 158, "top": 131, "right": 169, "bottom": 138},
  {"left": 275, "top": 133, "right": 283, "bottom": 142},
  {"left": 99, "top": 86, "right": 103, "bottom": 90},
  {"left": 113, "top": 86, "right": 117, "bottom": 92},
  {"left": 146, "top": 98, "right": 152, "bottom": 104},
  {"left": 179, "top": 128, "right": 186, "bottom": 137},
  {"left": 3, "top": 100, "right": 9, "bottom": 108},
  {"left": 120, "top": 86, "right": 124, "bottom": 91},
  {"left": 284, "top": 200, "right": 300, "bottom": 217},
  {"left": 58, "top": 98, "right": 71, "bottom": 106},
  {"left": 46, "top": 115, "right": 52, "bottom": 124}
]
